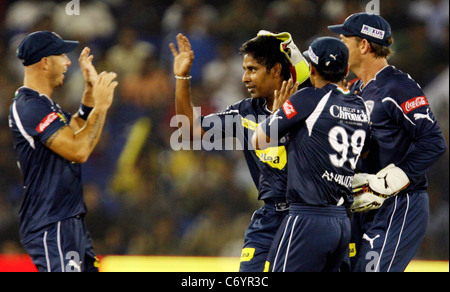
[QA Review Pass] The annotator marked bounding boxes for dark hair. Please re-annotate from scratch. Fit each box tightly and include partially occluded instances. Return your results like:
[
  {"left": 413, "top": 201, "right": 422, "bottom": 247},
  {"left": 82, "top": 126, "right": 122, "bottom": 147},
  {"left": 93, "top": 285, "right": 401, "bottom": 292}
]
[
  {"left": 239, "top": 35, "right": 291, "bottom": 81},
  {"left": 312, "top": 65, "right": 348, "bottom": 83},
  {"left": 355, "top": 35, "right": 394, "bottom": 59}
]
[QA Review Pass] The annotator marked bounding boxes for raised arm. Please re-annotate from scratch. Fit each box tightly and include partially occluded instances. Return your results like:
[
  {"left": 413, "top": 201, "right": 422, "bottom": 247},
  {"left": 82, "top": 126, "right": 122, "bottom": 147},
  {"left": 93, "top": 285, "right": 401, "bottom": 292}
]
[
  {"left": 70, "top": 47, "right": 99, "bottom": 131},
  {"left": 169, "top": 33, "right": 204, "bottom": 140},
  {"left": 46, "top": 72, "right": 118, "bottom": 163}
]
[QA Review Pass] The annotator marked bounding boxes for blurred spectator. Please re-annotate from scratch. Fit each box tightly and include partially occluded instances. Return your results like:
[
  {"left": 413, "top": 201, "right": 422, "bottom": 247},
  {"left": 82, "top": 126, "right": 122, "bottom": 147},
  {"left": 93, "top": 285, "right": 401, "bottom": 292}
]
[
  {"left": 201, "top": 40, "right": 245, "bottom": 111},
  {"left": 4, "top": 0, "right": 55, "bottom": 35},
  {"left": 105, "top": 27, "right": 156, "bottom": 78},
  {"left": 408, "top": 0, "right": 449, "bottom": 47},
  {"left": 52, "top": 0, "right": 116, "bottom": 43},
  {"left": 160, "top": 0, "right": 219, "bottom": 84},
  {"left": 217, "top": 0, "right": 261, "bottom": 44}
]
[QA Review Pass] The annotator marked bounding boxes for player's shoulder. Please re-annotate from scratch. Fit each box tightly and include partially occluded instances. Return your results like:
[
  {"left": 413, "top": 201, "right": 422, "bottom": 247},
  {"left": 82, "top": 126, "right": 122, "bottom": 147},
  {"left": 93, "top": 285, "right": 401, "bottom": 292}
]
[
  {"left": 14, "top": 87, "right": 49, "bottom": 104},
  {"left": 292, "top": 86, "right": 324, "bottom": 100},
  {"left": 15, "top": 87, "right": 39, "bottom": 100},
  {"left": 375, "top": 66, "right": 423, "bottom": 98},
  {"left": 13, "top": 87, "right": 52, "bottom": 114}
]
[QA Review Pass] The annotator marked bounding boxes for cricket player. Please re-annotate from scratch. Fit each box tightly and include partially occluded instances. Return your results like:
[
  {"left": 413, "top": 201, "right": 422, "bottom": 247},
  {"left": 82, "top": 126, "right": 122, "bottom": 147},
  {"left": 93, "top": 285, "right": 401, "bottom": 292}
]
[
  {"left": 9, "top": 31, "right": 118, "bottom": 272},
  {"left": 253, "top": 36, "right": 370, "bottom": 272},
  {"left": 328, "top": 12, "right": 447, "bottom": 272},
  {"left": 170, "top": 31, "right": 309, "bottom": 272}
]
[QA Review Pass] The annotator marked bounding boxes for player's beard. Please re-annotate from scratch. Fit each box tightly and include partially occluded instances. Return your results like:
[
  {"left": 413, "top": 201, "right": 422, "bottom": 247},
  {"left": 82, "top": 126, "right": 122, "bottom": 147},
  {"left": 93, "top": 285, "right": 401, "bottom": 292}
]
[{"left": 50, "top": 69, "right": 65, "bottom": 88}]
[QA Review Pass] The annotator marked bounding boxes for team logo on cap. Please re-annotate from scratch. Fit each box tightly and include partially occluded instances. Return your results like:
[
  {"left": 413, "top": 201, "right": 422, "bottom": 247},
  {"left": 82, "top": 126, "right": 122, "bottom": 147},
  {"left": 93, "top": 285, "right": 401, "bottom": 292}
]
[
  {"left": 307, "top": 47, "right": 319, "bottom": 65},
  {"left": 361, "top": 24, "right": 385, "bottom": 40}
]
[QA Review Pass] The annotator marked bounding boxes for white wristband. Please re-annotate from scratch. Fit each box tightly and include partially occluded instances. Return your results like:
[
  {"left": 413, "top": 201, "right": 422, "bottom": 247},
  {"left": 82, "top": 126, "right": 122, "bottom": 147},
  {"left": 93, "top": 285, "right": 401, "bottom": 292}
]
[{"left": 175, "top": 75, "right": 192, "bottom": 80}]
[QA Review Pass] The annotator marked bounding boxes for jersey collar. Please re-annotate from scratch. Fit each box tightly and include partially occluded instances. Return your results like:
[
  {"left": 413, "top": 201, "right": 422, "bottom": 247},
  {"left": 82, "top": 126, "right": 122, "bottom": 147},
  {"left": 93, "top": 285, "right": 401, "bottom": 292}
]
[{"left": 360, "top": 65, "right": 393, "bottom": 91}]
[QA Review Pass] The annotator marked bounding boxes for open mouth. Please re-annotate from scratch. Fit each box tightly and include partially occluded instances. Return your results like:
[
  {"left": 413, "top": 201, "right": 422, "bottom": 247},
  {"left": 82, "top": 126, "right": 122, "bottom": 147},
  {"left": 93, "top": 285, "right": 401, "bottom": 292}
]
[{"left": 246, "top": 86, "right": 255, "bottom": 93}]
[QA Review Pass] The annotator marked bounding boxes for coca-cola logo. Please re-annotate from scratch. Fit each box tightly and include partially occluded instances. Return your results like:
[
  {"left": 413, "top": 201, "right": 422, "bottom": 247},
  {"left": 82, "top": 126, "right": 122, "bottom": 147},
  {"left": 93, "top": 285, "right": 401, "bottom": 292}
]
[
  {"left": 282, "top": 100, "right": 297, "bottom": 119},
  {"left": 36, "top": 112, "right": 59, "bottom": 133},
  {"left": 401, "top": 96, "right": 429, "bottom": 114}
]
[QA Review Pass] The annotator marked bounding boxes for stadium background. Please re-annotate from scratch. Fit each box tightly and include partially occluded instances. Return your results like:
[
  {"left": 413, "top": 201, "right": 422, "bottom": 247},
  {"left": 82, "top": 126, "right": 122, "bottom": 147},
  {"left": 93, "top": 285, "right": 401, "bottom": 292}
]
[{"left": 0, "top": 0, "right": 448, "bottom": 271}]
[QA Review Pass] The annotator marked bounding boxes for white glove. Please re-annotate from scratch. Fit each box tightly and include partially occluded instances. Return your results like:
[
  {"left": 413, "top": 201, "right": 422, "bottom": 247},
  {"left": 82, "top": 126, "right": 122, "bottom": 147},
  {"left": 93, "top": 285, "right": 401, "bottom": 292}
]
[
  {"left": 350, "top": 164, "right": 409, "bottom": 213},
  {"left": 367, "top": 164, "right": 410, "bottom": 197},
  {"left": 351, "top": 173, "right": 385, "bottom": 213}
]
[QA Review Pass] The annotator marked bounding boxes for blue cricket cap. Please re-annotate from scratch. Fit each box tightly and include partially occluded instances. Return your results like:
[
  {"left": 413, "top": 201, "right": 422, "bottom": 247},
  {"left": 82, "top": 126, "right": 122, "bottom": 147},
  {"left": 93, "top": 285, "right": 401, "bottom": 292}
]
[
  {"left": 328, "top": 12, "right": 392, "bottom": 47},
  {"left": 302, "top": 37, "right": 349, "bottom": 73},
  {"left": 16, "top": 31, "right": 79, "bottom": 66}
]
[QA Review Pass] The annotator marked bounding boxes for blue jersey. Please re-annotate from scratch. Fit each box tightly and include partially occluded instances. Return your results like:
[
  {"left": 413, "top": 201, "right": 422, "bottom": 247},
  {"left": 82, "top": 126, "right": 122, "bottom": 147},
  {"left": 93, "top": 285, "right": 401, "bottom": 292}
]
[
  {"left": 8, "top": 87, "right": 87, "bottom": 244},
  {"left": 201, "top": 97, "right": 287, "bottom": 202},
  {"left": 351, "top": 66, "right": 447, "bottom": 192},
  {"left": 261, "top": 83, "right": 370, "bottom": 206}
]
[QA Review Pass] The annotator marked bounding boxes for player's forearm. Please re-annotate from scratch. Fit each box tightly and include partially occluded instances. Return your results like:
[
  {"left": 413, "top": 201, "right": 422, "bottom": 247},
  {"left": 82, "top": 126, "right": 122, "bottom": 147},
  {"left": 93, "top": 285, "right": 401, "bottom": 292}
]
[
  {"left": 175, "top": 79, "right": 204, "bottom": 140},
  {"left": 69, "top": 87, "right": 96, "bottom": 131},
  {"left": 71, "top": 106, "right": 108, "bottom": 163},
  {"left": 81, "top": 86, "right": 95, "bottom": 107},
  {"left": 252, "top": 125, "right": 274, "bottom": 150}
]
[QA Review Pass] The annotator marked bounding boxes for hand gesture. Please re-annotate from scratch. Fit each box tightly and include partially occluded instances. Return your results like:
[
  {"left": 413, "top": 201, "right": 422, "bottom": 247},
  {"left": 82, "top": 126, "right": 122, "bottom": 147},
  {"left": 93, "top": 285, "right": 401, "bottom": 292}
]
[
  {"left": 93, "top": 72, "right": 118, "bottom": 110},
  {"left": 79, "top": 47, "right": 98, "bottom": 87},
  {"left": 273, "top": 79, "right": 299, "bottom": 111},
  {"left": 169, "top": 33, "right": 195, "bottom": 77}
]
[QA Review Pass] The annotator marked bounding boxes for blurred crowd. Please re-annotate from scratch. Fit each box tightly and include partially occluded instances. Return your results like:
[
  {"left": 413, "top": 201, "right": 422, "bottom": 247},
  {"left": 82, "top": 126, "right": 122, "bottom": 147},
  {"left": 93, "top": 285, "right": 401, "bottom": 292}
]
[{"left": 0, "top": 0, "right": 448, "bottom": 260}]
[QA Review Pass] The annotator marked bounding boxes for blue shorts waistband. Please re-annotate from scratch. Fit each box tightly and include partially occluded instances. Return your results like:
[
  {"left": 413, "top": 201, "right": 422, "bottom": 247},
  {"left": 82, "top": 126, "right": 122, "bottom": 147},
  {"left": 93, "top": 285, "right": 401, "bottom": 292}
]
[
  {"left": 263, "top": 200, "right": 290, "bottom": 212},
  {"left": 289, "top": 203, "right": 347, "bottom": 217}
]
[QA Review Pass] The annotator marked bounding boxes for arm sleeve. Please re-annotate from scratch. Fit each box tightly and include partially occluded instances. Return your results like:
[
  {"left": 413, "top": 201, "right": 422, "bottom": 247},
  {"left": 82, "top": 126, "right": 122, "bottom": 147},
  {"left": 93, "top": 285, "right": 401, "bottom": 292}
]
[
  {"left": 16, "top": 98, "right": 68, "bottom": 145},
  {"left": 260, "top": 88, "right": 317, "bottom": 140},
  {"left": 200, "top": 103, "right": 241, "bottom": 140},
  {"left": 382, "top": 88, "right": 447, "bottom": 185}
]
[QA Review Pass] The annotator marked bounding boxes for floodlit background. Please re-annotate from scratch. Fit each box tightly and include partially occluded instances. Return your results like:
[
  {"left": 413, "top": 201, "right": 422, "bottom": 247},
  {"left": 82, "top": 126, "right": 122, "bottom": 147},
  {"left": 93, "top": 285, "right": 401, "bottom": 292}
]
[{"left": 0, "top": 0, "right": 448, "bottom": 267}]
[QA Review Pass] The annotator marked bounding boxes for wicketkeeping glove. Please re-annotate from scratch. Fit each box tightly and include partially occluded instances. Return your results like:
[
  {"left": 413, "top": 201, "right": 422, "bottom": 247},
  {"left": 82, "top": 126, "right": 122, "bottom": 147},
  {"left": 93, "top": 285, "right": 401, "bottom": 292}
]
[
  {"left": 257, "top": 30, "right": 310, "bottom": 85},
  {"left": 351, "top": 164, "right": 410, "bottom": 213}
]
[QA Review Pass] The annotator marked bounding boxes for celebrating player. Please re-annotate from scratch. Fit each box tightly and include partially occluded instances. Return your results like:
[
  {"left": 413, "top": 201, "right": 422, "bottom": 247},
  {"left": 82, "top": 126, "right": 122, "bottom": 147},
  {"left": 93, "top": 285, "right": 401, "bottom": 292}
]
[
  {"left": 170, "top": 32, "right": 309, "bottom": 272},
  {"left": 253, "top": 37, "right": 370, "bottom": 272},
  {"left": 328, "top": 13, "right": 447, "bottom": 272},
  {"left": 9, "top": 31, "right": 118, "bottom": 272}
]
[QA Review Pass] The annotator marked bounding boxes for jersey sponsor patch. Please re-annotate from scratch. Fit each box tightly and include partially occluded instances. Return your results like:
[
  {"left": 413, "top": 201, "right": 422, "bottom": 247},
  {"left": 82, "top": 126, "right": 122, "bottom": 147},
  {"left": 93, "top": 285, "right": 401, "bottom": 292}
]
[
  {"left": 401, "top": 96, "right": 429, "bottom": 114},
  {"left": 240, "top": 248, "right": 255, "bottom": 262},
  {"left": 241, "top": 117, "right": 258, "bottom": 131},
  {"left": 282, "top": 100, "right": 297, "bottom": 119},
  {"left": 36, "top": 112, "right": 59, "bottom": 133},
  {"left": 255, "top": 146, "right": 287, "bottom": 170}
]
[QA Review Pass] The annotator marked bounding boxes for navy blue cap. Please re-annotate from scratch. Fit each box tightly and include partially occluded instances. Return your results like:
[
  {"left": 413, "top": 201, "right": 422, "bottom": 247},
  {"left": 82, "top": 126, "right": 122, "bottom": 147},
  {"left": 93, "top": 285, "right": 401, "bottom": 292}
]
[
  {"left": 328, "top": 12, "right": 392, "bottom": 47},
  {"left": 302, "top": 37, "right": 349, "bottom": 73},
  {"left": 16, "top": 31, "right": 79, "bottom": 66}
]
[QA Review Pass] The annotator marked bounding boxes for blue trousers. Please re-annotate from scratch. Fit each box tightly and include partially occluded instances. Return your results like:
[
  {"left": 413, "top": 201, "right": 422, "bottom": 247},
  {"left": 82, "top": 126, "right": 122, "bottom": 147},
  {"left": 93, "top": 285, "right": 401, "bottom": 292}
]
[
  {"left": 239, "top": 203, "right": 289, "bottom": 272},
  {"left": 23, "top": 215, "right": 98, "bottom": 272},
  {"left": 350, "top": 191, "right": 429, "bottom": 272},
  {"left": 267, "top": 204, "right": 350, "bottom": 272}
]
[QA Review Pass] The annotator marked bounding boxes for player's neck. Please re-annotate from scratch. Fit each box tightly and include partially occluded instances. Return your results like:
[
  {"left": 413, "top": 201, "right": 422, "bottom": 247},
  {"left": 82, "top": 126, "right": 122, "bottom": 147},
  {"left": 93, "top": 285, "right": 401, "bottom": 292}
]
[
  {"left": 265, "top": 96, "right": 274, "bottom": 112},
  {"left": 356, "top": 58, "right": 389, "bottom": 89},
  {"left": 24, "top": 74, "right": 54, "bottom": 99}
]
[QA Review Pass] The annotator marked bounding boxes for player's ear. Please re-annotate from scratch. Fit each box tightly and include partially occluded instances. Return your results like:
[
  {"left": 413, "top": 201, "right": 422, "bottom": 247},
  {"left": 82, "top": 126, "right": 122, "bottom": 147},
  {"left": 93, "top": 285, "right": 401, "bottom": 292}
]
[
  {"left": 271, "top": 63, "right": 282, "bottom": 78},
  {"left": 360, "top": 39, "right": 371, "bottom": 55},
  {"left": 309, "top": 64, "right": 317, "bottom": 76},
  {"left": 40, "top": 57, "right": 50, "bottom": 71}
]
